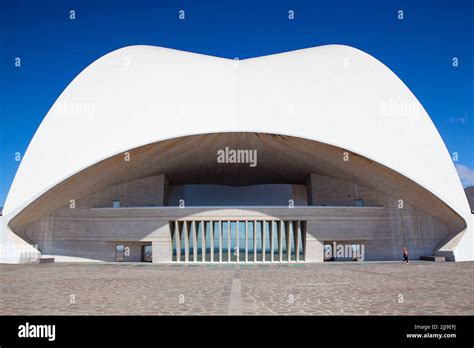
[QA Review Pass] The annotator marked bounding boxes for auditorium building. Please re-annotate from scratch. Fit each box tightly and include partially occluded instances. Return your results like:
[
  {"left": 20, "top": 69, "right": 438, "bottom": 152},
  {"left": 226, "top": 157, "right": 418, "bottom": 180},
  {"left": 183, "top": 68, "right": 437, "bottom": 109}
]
[{"left": 1, "top": 45, "right": 472, "bottom": 263}]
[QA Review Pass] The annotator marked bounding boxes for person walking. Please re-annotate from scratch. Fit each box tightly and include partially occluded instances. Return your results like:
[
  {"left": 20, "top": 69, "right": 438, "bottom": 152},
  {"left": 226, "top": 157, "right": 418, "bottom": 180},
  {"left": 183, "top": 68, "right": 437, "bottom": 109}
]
[{"left": 402, "top": 246, "right": 409, "bottom": 264}]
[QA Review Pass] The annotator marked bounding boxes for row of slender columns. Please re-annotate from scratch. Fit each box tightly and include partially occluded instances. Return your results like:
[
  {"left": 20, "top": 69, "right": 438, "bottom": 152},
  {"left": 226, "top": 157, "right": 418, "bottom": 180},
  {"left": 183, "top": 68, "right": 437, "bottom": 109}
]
[{"left": 171, "top": 220, "right": 306, "bottom": 263}]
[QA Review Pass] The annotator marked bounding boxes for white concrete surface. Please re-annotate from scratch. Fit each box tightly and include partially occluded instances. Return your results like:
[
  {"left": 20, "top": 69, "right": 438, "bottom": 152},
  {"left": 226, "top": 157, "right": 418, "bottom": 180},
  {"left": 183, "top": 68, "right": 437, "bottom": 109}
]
[{"left": 1, "top": 45, "right": 472, "bottom": 262}]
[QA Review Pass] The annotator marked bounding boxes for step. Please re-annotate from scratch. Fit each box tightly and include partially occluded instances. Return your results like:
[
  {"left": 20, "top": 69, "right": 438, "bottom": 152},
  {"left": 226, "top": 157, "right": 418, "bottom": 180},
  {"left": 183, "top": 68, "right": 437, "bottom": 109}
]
[
  {"left": 39, "top": 257, "right": 55, "bottom": 264},
  {"left": 420, "top": 256, "right": 445, "bottom": 262}
]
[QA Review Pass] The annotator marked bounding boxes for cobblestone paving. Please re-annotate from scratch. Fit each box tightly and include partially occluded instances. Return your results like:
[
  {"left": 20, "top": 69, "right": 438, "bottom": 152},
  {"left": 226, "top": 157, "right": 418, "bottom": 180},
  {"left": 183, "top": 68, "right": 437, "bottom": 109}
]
[{"left": 0, "top": 261, "right": 472, "bottom": 315}]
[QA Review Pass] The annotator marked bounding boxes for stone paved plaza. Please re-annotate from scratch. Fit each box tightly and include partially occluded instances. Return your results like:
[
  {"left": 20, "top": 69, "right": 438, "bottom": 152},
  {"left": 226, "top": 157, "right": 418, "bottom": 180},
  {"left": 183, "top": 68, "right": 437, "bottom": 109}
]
[{"left": 1, "top": 261, "right": 473, "bottom": 315}]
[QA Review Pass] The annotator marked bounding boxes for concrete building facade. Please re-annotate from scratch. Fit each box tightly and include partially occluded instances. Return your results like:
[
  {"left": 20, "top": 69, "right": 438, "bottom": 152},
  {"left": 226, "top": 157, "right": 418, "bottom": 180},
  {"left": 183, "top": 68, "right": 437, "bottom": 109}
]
[{"left": 0, "top": 45, "right": 472, "bottom": 263}]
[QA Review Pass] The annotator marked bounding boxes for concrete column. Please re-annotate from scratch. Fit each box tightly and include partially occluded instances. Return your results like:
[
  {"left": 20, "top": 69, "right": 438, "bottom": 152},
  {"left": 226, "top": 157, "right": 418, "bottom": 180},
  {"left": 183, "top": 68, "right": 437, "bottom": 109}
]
[
  {"left": 193, "top": 221, "right": 198, "bottom": 262},
  {"left": 286, "top": 221, "right": 291, "bottom": 262},
  {"left": 245, "top": 221, "right": 248, "bottom": 263},
  {"left": 176, "top": 222, "right": 181, "bottom": 262},
  {"left": 201, "top": 221, "right": 206, "bottom": 262},
  {"left": 302, "top": 222, "right": 306, "bottom": 261},
  {"left": 236, "top": 221, "right": 239, "bottom": 263},
  {"left": 278, "top": 221, "right": 283, "bottom": 262},
  {"left": 227, "top": 221, "right": 231, "bottom": 262},
  {"left": 152, "top": 222, "right": 173, "bottom": 263},
  {"left": 253, "top": 221, "right": 257, "bottom": 262},
  {"left": 261, "top": 221, "right": 266, "bottom": 262},
  {"left": 305, "top": 222, "right": 324, "bottom": 262},
  {"left": 156, "top": 174, "right": 170, "bottom": 206},
  {"left": 184, "top": 222, "right": 189, "bottom": 263},
  {"left": 270, "top": 221, "right": 274, "bottom": 262},
  {"left": 295, "top": 221, "right": 301, "bottom": 262},
  {"left": 218, "top": 221, "right": 223, "bottom": 262},
  {"left": 306, "top": 173, "right": 317, "bottom": 206},
  {"left": 210, "top": 222, "right": 214, "bottom": 263}
]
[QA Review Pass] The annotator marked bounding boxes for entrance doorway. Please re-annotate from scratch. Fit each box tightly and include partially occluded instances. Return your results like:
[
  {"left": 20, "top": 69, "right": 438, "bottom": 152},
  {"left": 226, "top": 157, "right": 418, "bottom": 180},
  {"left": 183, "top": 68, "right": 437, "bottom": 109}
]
[
  {"left": 115, "top": 244, "right": 126, "bottom": 262},
  {"left": 141, "top": 244, "right": 152, "bottom": 262},
  {"left": 170, "top": 219, "right": 306, "bottom": 263}
]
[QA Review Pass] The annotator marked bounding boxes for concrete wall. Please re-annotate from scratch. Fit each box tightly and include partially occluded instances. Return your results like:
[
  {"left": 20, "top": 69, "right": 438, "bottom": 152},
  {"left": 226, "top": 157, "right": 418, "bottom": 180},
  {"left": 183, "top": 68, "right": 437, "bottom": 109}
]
[
  {"left": 24, "top": 203, "right": 448, "bottom": 263},
  {"left": 306, "top": 173, "right": 449, "bottom": 260},
  {"left": 307, "top": 173, "right": 386, "bottom": 207},
  {"left": 74, "top": 174, "right": 169, "bottom": 209},
  {"left": 28, "top": 210, "right": 171, "bottom": 262},
  {"left": 40, "top": 241, "right": 149, "bottom": 262}
]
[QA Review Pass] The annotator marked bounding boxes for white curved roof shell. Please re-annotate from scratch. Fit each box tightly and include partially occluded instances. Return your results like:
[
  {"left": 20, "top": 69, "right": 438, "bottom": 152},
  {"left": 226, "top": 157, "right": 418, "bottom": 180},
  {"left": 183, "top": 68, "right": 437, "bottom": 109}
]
[{"left": 1, "top": 45, "right": 472, "bottom": 262}]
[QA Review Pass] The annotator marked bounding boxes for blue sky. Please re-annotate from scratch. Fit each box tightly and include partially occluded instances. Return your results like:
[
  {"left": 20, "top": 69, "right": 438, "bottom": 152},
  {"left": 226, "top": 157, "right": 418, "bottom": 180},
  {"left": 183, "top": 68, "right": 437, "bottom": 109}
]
[{"left": 0, "top": 0, "right": 473, "bottom": 207}]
